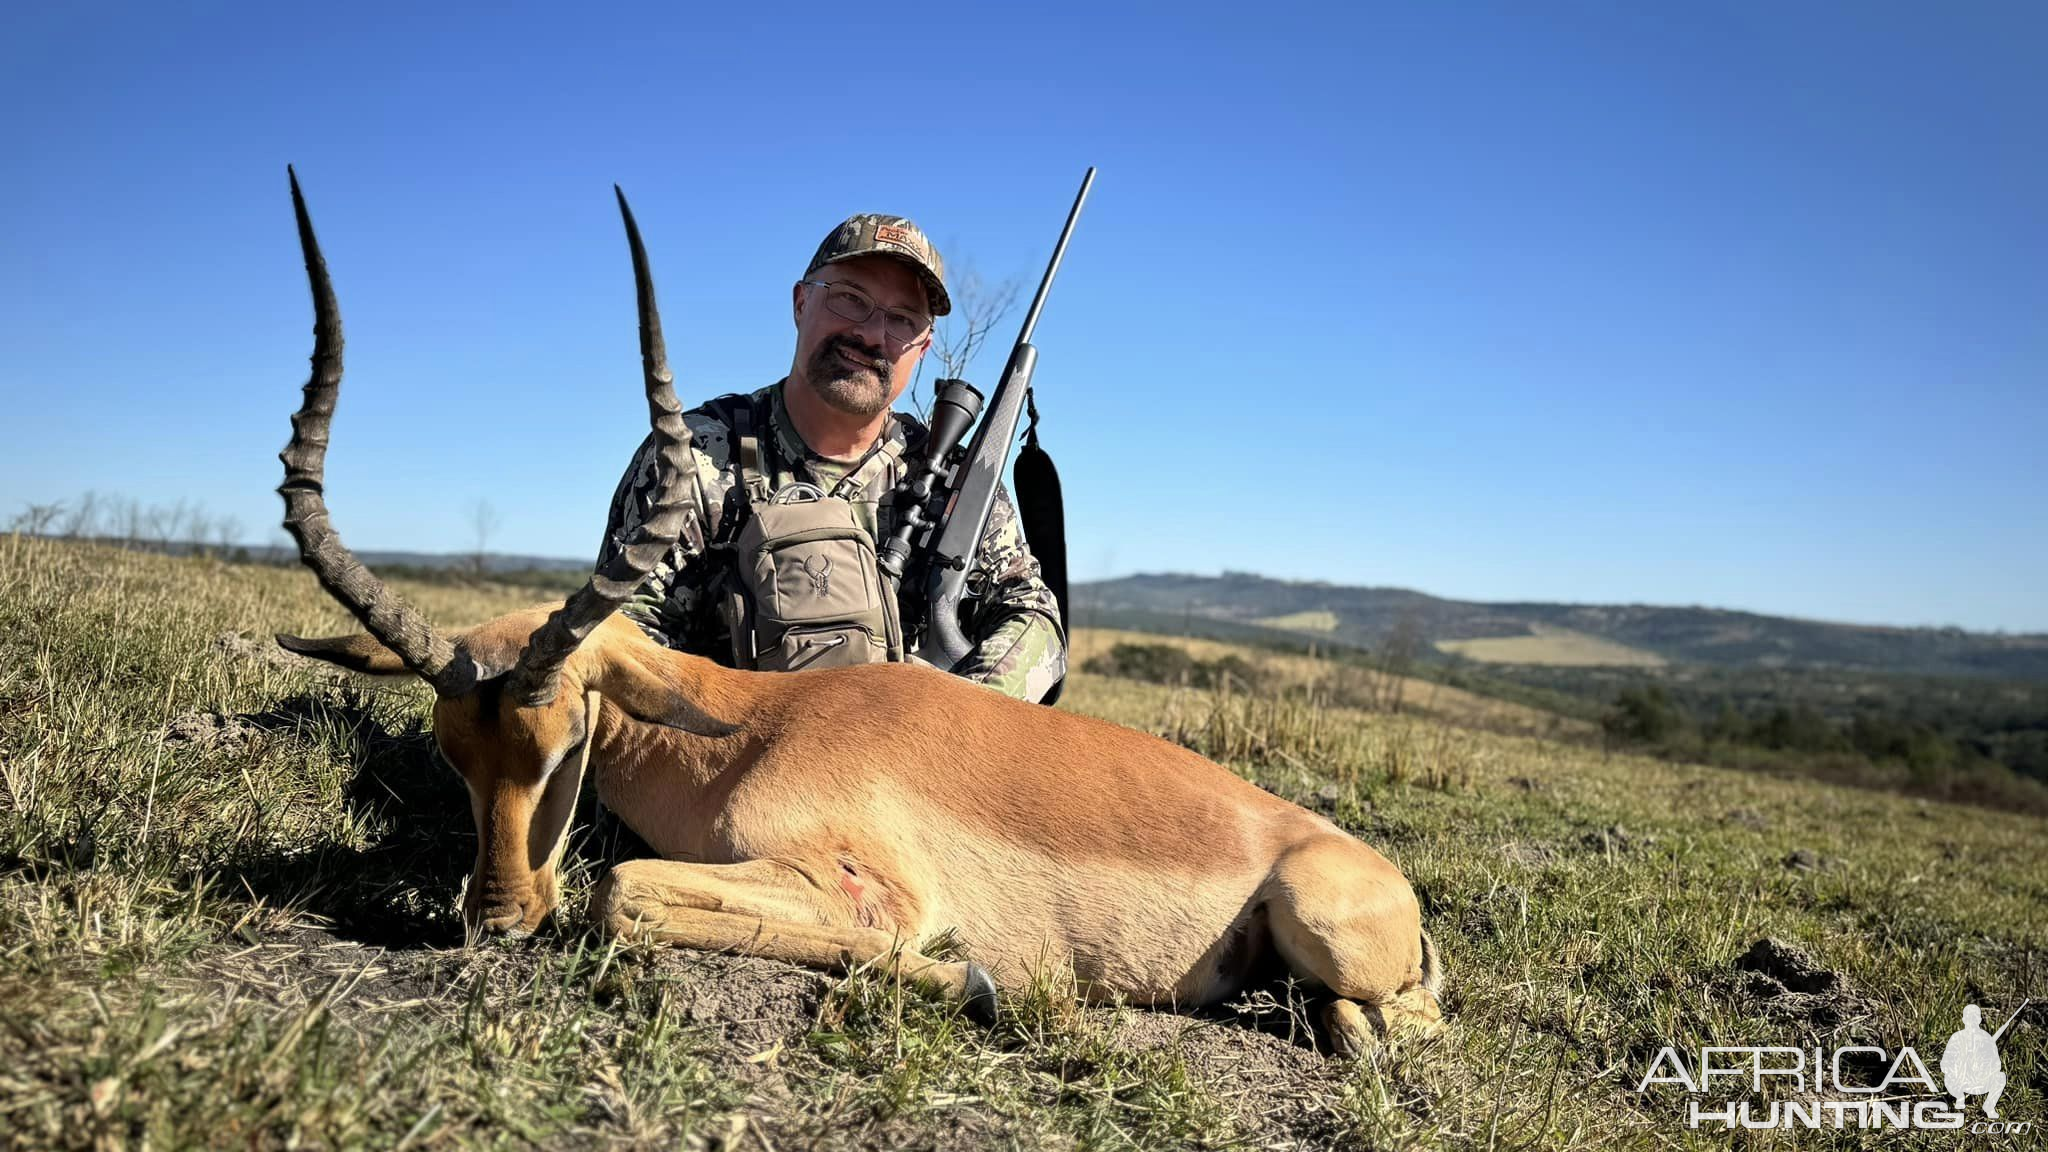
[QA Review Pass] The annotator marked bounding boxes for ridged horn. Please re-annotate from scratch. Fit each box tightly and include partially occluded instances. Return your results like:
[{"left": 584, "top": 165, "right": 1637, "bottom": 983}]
[
  {"left": 504, "top": 187, "right": 695, "bottom": 706},
  {"left": 277, "top": 166, "right": 478, "bottom": 697}
]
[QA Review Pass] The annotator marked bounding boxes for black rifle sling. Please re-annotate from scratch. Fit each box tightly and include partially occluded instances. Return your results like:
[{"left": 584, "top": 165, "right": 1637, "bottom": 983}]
[{"left": 1011, "top": 387, "right": 1069, "bottom": 706}]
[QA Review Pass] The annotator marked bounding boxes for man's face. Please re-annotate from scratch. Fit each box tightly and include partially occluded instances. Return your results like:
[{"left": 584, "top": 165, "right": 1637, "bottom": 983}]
[{"left": 791, "top": 255, "right": 932, "bottom": 420}]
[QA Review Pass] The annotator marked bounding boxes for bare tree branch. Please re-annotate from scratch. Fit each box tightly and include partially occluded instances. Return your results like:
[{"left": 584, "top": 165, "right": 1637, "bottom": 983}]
[
  {"left": 120, "top": 498, "right": 145, "bottom": 548},
  {"left": 919, "top": 259, "right": 1023, "bottom": 416},
  {"left": 190, "top": 512, "right": 217, "bottom": 557},
  {"left": 182, "top": 503, "right": 212, "bottom": 555},
  {"left": 469, "top": 498, "right": 501, "bottom": 578},
  {"left": 1377, "top": 611, "right": 1423, "bottom": 715},
  {"left": 10, "top": 502, "right": 65, "bottom": 536},
  {"left": 59, "top": 491, "right": 100, "bottom": 539},
  {"left": 146, "top": 499, "right": 189, "bottom": 548}
]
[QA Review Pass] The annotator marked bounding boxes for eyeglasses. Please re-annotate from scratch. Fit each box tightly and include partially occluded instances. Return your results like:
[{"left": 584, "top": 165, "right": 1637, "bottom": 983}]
[{"left": 800, "top": 279, "right": 932, "bottom": 346}]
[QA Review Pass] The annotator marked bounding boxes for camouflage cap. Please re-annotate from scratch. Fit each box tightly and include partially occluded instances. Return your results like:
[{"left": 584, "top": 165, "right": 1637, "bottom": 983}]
[{"left": 805, "top": 213, "right": 950, "bottom": 317}]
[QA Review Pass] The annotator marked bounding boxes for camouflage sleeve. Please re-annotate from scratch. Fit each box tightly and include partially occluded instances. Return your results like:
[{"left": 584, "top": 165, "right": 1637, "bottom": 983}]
[
  {"left": 598, "top": 411, "right": 736, "bottom": 648},
  {"left": 951, "top": 482, "right": 1066, "bottom": 702}
]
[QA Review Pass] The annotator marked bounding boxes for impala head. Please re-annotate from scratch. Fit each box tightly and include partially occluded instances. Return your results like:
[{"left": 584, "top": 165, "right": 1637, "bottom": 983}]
[{"left": 272, "top": 168, "right": 694, "bottom": 935}]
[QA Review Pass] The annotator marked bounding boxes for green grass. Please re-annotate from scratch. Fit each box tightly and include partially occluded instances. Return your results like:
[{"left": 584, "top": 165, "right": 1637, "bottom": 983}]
[{"left": 2, "top": 535, "right": 2041, "bottom": 1149}]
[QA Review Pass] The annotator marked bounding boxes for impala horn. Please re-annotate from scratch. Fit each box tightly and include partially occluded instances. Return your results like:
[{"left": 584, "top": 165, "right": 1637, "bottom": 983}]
[
  {"left": 277, "top": 166, "right": 478, "bottom": 696},
  {"left": 505, "top": 187, "right": 695, "bottom": 705},
  {"left": 277, "top": 171, "right": 692, "bottom": 704}
]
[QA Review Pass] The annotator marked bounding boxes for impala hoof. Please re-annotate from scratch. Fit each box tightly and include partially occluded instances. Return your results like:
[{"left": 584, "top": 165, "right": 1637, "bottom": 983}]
[
  {"left": 1322, "top": 999, "right": 1379, "bottom": 1060},
  {"left": 962, "top": 963, "right": 999, "bottom": 1027}
]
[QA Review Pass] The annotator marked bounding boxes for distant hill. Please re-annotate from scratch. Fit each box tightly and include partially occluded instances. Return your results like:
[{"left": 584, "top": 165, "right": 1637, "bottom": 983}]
[
  {"left": 1073, "top": 572, "right": 2048, "bottom": 681},
  {"left": 88, "top": 539, "right": 592, "bottom": 575},
  {"left": 352, "top": 549, "right": 589, "bottom": 574},
  {"left": 117, "top": 534, "right": 2042, "bottom": 681}
]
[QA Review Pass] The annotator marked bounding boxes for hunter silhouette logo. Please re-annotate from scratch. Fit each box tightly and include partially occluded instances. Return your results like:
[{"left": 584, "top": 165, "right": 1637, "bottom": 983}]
[
  {"left": 1637, "top": 998, "right": 2032, "bottom": 1134},
  {"left": 803, "top": 554, "right": 832, "bottom": 597},
  {"left": 1944, "top": 1003, "right": 2018, "bottom": 1118}
]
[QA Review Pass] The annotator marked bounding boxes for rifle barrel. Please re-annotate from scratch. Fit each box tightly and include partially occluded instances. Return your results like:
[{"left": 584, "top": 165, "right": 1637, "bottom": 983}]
[
  {"left": 1015, "top": 167, "right": 1096, "bottom": 349},
  {"left": 1990, "top": 998, "right": 2030, "bottom": 1043}
]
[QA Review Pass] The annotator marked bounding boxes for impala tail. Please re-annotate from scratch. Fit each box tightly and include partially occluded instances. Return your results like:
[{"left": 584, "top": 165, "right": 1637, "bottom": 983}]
[{"left": 1420, "top": 928, "right": 1444, "bottom": 997}]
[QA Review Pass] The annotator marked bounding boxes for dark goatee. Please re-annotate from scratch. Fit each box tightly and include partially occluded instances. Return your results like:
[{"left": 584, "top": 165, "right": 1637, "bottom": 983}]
[{"left": 807, "top": 336, "right": 892, "bottom": 419}]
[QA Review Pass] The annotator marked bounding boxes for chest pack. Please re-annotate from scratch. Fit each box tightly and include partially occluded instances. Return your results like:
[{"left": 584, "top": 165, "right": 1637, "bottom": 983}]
[{"left": 711, "top": 394, "right": 906, "bottom": 672}]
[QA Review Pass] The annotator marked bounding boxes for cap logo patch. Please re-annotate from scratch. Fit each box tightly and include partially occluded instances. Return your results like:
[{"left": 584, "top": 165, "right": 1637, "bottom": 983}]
[{"left": 874, "top": 224, "right": 914, "bottom": 249}]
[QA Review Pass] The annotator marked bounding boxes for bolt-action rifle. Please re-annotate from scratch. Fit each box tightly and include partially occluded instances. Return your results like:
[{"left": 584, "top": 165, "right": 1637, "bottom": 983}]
[
  {"left": 1990, "top": 999, "right": 2031, "bottom": 1044},
  {"left": 876, "top": 168, "right": 1094, "bottom": 701}
]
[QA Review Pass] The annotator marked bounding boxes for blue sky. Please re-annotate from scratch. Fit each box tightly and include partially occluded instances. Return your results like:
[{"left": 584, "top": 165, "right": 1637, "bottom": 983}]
[{"left": 2, "top": 3, "right": 2042, "bottom": 631}]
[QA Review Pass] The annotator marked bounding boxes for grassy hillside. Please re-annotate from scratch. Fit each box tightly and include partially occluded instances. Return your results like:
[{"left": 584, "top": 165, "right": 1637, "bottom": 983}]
[
  {"left": 1072, "top": 628, "right": 1591, "bottom": 742},
  {"left": 1084, "top": 584, "right": 2048, "bottom": 802},
  {"left": 2, "top": 536, "right": 2041, "bottom": 1149},
  {"left": 1254, "top": 611, "right": 1342, "bottom": 633},
  {"left": 1435, "top": 625, "right": 1666, "bottom": 669}
]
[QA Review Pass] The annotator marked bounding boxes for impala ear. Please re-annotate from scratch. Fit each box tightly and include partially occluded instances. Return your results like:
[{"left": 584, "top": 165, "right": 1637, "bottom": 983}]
[
  {"left": 276, "top": 632, "right": 413, "bottom": 676},
  {"left": 595, "top": 647, "right": 740, "bottom": 738}
]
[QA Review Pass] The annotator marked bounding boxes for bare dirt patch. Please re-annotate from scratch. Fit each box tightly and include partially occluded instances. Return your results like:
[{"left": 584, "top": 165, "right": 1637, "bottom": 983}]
[
  {"left": 164, "top": 709, "right": 265, "bottom": 749},
  {"left": 172, "top": 919, "right": 1377, "bottom": 1150},
  {"left": 1729, "top": 937, "right": 1879, "bottom": 1032},
  {"left": 213, "top": 629, "right": 316, "bottom": 672}
]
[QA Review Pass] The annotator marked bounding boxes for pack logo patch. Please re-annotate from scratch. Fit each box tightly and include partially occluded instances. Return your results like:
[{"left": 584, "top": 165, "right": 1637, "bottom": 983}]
[
  {"left": 874, "top": 224, "right": 914, "bottom": 250},
  {"left": 803, "top": 553, "right": 833, "bottom": 597}
]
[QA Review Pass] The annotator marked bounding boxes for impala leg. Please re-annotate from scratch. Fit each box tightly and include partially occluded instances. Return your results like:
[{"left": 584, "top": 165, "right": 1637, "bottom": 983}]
[
  {"left": 1263, "top": 835, "right": 1443, "bottom": 1056},
  {"left": 593, "top": 859, "right": 998, "bottom": 1023}
]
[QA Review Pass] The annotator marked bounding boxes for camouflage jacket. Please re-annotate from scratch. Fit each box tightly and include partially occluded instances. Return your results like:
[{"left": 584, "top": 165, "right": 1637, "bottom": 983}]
[{"left": 598, "top": 381, "right": 1066, "bottom": 701}]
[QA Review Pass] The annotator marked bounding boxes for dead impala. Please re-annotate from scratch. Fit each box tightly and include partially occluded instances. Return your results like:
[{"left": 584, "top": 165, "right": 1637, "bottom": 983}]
[{"left": 271, "top": 170, "right": 1444, "bottom": 1055}]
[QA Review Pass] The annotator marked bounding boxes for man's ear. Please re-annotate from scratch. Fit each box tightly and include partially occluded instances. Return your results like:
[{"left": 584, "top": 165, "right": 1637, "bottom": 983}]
[
  {"left": 276, "top": 632, "right": 412, "bottom": 675},
  {"left": 792, "top": 279, "right": 808, "bottom": 327}
]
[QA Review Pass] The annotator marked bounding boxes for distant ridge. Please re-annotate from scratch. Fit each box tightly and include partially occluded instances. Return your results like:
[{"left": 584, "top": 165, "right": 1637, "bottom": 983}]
[
  {"left": 1074, "top": 572, "right": 2048, "bottom": 681},
  {"left": 84, "top": 540, "right": 593, "bottom": 575},
  {"left": 352, "top": 548, "right": 589, "bottom": 574},
  {"left": 138, "top": 537, "right": 2041, "bottom": 681}
]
